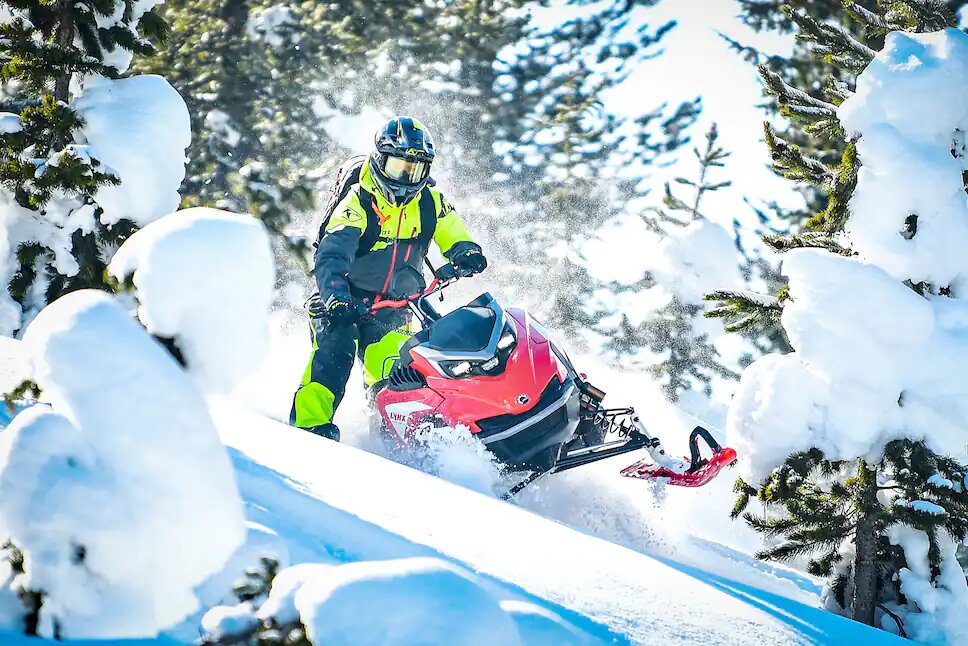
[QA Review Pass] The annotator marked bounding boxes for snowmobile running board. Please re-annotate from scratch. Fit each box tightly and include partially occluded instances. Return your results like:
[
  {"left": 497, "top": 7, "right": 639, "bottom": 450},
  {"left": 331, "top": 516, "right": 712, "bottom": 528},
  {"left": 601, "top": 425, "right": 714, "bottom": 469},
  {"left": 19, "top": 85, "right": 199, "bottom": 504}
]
[{"left": 501, "top": 419, "right": 738, "bottom": 500}]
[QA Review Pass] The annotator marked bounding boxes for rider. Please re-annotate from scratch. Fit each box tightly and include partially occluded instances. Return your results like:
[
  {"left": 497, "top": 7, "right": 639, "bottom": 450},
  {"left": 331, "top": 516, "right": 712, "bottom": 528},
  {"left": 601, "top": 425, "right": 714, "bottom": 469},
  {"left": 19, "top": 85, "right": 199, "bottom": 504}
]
[{"left": 290, "top": 116, "right": 487, "bottom": 441}]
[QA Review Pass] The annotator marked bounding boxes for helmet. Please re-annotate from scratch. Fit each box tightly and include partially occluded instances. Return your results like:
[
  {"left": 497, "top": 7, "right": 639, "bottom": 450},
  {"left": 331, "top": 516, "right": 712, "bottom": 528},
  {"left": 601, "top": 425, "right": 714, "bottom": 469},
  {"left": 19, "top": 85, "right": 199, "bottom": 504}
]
[{"left": 369, "top": 116, "right": 435, "bottom": 206}]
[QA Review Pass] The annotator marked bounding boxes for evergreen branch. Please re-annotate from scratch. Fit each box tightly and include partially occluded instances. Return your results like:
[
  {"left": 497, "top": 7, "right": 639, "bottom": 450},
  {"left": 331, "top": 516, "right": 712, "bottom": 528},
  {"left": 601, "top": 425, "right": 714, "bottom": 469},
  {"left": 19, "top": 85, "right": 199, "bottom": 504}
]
[
  {"left": 704, "top": 289, "right": 783, "bottom": 334},
  {"left": 784, "top": 5, "right": 876, "bottom": 73},
  {"left": 762, "top": 231, "right": 852, "bottom": 254},
  {"left": 763, "top": 123, "right": 835, "bottom": 187}
]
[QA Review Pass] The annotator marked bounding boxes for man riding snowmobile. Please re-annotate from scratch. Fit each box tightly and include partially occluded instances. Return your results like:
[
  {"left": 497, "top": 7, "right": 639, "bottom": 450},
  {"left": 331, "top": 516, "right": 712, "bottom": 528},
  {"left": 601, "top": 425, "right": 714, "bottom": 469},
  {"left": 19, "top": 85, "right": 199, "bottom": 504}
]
[{"left": 291, "top": 116, "right": 487, "bottom": 441}]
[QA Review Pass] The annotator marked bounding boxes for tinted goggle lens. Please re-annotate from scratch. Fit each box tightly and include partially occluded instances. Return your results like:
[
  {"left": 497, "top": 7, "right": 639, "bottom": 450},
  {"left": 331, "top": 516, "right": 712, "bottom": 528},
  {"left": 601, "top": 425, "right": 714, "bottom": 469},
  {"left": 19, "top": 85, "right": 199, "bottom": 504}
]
[{"left": 382, "top": 156, "right": 429, "bottom": 184}]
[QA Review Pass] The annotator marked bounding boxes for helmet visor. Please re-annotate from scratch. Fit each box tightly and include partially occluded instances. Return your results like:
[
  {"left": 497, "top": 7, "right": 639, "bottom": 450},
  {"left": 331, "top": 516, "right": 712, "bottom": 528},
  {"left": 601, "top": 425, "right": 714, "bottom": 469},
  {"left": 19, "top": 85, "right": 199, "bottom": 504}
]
[{"left": 381, "top": 155, "right": 430, "bottom": 185}]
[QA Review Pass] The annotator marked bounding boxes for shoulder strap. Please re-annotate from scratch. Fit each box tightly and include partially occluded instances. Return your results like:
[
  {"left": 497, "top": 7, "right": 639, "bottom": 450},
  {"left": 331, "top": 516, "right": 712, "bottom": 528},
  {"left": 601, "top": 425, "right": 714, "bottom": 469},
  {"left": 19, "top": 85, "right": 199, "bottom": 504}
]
[
  {"left": 416, "top": 189, "right": 437, "bottom": 246},
  {"left": 356, "top": 187, "right": 381, "bottom": 258}
]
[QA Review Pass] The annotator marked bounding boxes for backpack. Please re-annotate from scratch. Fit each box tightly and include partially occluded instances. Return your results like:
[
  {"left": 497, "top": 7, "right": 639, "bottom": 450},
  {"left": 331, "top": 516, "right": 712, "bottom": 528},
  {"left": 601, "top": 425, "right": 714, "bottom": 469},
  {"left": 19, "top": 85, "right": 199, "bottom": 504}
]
[
  {"left": 315, "top": 155, "right": 438, "bottom": 258},
  {"left": 315, "top": 154, "right": 368, "bottom": 245}
]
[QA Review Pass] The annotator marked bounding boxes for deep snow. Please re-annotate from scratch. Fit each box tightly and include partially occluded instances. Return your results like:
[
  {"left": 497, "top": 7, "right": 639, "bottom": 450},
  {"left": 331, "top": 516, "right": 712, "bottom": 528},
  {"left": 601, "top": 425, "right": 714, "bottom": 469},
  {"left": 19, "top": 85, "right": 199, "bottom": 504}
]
[{"left": 0, "top": 330, "right": 910, "bottom": 645}]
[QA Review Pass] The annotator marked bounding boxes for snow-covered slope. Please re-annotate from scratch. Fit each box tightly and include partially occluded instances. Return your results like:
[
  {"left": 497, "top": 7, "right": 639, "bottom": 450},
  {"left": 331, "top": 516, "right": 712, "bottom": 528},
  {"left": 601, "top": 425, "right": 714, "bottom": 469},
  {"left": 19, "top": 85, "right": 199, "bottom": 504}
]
[
  {"left": 0, "top": 330, "right": 907, "bottom": 645},
  {"left": 200, "top": 400, "right": 905, "bottom": 645}
]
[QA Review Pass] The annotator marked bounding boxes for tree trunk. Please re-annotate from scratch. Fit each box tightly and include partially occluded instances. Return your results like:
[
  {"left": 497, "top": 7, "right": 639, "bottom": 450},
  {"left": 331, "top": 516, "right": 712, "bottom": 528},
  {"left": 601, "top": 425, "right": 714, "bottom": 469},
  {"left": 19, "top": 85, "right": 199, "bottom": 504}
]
[
  {"left": 851, "top": 460, "right": 879, "bottom": 625},
  {"left": 53, "top": 1, "right": 75, "bottom": 103}
]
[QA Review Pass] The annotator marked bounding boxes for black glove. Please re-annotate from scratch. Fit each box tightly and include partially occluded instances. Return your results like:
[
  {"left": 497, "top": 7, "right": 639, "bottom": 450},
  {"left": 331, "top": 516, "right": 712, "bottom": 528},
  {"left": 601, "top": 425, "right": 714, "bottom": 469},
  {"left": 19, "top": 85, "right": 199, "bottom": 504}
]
[
  {"left": 449, "top": 243, "right": 487, "bottom": 278},
  {"left": 308, "top": 287, "right": 357, "bottom": 327}
]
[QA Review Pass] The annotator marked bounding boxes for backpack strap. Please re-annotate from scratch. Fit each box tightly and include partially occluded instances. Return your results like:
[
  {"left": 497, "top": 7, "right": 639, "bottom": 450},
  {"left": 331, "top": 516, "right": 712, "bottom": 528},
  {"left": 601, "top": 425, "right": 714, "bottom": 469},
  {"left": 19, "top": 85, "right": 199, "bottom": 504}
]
[
  {"left": 355, "top": 187, "right": 382, "bottom": 258},
  {"left": 416, "top": 188, "right": 437, "bottom": 246}
]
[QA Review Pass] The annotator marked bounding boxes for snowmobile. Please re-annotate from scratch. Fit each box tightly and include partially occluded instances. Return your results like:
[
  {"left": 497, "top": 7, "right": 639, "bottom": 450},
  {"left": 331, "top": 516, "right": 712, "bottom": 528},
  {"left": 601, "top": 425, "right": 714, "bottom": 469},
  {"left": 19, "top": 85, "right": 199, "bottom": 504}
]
[{"left": 369, "top": 264, "right": 738, "bottom": 499}]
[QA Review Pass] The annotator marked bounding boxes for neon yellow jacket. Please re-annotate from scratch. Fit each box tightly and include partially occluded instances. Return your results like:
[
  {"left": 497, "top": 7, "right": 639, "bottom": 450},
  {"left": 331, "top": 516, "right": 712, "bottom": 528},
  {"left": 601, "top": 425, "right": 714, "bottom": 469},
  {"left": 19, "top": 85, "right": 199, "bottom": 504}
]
[{"left": 314, "top": 160, "right": 476, "bottom": 300}]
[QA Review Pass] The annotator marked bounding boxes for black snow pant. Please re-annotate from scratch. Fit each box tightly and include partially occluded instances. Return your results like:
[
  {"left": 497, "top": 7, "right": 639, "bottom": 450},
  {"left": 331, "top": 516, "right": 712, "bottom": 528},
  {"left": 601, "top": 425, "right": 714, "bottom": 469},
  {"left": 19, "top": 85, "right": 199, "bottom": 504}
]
[{"left": 290, "top": 305, "right": 410, "bottom": 429}]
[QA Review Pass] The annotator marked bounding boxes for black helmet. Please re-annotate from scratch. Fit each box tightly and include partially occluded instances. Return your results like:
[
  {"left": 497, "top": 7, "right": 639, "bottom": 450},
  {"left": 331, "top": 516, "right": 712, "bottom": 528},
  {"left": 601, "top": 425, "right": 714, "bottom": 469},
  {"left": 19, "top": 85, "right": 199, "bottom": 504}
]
[{"left": 369, "top": 116, "right": 435, "bottom": 206}]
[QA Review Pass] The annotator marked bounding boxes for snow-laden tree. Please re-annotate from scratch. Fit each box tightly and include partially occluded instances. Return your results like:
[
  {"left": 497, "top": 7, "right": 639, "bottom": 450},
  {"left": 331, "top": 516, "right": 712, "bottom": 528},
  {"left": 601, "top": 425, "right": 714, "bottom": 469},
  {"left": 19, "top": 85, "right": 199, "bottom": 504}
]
[
  {"left": 0, "top": 1, "right": 190, "bottom": 335},
  {"left": 598, "top": 124, "right": 743, "bottom": 409},
  {"left": 720, "top": 2, "right": 968, "bottom": 638},
  {"left": 728, "top": 0, "right": 968, "bottom": 228}
]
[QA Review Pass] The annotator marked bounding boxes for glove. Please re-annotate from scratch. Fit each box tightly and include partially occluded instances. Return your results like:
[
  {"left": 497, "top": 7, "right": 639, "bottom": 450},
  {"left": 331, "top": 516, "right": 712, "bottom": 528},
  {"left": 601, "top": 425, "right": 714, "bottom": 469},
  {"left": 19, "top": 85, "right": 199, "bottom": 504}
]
[
  {"left": 449, "top": 243, "right": 487, "bottom": 278},
  {"left": 308, "top": 288, "right": 357, "bottom": 327}
]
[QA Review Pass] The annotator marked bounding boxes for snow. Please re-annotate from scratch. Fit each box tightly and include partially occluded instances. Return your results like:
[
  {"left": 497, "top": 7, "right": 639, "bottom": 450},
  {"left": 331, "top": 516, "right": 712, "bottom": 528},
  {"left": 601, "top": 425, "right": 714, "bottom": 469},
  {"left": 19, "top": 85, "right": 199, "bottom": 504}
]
[
  {"left": 650, "top": 218, "right": 744, "bottom": 304},
  {"left": 203, "top": 109, "right": 241, "bottom": 148},
  {"left": 729, "top": 29, "right": 968, "bottom": 483},
  {"left": 72, "top": 75, "right": 191, "bottom": 228},
  {"left": 285, "top": 558, "right": 523, "bottom": 646},
  {"left": 0, "top": 113, "right": 22, "bottom": 134},
  {"left": 199, "top": 602, "right": 257, "bottom": 641},
  {"left": 927, "top": 473, "right": 955, "bottom": 490},
  {"left": 909, "top": 500, "right": 946, "bottom": 516},
  {"left": 730, "top": 249, "right": 968, "bottom": 482},
  {"left": 887, "top": 526, "right": 968, "bottom": 643},
  {"left": 0, "top": 290, "right": 243, "bottom": 638},
  {"left": 0, "top": 329, "right": 907, "bottom": 646},
  {"left": 108, "top": 208, "right": 275, "bottom": 393},
  {"left": 91, "top": 0, "right": 165, "bottom": 73},
  {"left": 839, "top": 29, "right": 968, "bottom": 289},
  {"left": 245, "top": 6, "right": 298, "bottom": 48},
  {"left": 196, "top": 395, "right": 902, "bottom": 645}
]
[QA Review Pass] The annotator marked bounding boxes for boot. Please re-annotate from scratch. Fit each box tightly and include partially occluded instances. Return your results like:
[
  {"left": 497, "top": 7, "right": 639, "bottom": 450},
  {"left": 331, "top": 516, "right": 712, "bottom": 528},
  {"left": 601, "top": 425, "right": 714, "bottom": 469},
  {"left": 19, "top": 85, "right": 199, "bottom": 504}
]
[{"left": 303, "top": 422, "right": 340, "bottom": 442}]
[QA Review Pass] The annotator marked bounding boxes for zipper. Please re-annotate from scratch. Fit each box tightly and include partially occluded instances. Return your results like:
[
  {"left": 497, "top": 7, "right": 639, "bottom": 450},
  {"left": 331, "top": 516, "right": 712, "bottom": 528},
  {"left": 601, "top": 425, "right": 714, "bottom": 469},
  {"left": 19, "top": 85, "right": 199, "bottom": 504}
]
[{"left": 379, "top": 206, "right": 407, "bottom": 296}]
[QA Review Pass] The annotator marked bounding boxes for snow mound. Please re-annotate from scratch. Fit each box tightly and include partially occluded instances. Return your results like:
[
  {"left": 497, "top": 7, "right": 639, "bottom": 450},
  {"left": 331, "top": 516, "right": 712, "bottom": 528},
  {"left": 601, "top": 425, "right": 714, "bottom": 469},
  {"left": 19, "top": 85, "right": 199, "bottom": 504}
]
[
  {"left": 266, "top": 558, "right": 522, "bottom": 646},
  {"left": 0, "top": 290, "right": 244, "bottom": 638},
  {"left": 109, "top": 208, "right": 275, "bottom": 392},
  {"left": 839, "top": 28, "right": 968, "bottom": 289},
  {"left": 651, "top": 218, "right": 743, "bottom": 303},
  {"left": 886, "top": 526, "right": 968, "bottom": 643},
  {"left": 73, "top": 75, "right": 191, "bottom": 228},
  {"left": 729, "top": 250, "right": 968, "bottom": 481}
]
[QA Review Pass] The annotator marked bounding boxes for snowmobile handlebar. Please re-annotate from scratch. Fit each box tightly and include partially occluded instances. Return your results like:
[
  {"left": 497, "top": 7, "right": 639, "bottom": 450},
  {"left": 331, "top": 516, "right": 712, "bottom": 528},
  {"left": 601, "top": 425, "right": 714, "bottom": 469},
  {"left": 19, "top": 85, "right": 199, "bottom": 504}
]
[{"left": 368, "top": 265, "right": 460, "bottom": 313}]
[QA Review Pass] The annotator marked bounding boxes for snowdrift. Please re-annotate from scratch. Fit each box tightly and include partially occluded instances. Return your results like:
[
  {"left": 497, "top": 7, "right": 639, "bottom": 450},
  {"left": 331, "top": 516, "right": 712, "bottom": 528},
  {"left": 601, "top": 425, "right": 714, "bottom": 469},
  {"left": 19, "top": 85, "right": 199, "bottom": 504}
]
[{"left": 199, "top": 400, "right": 905, "bottom": 646}]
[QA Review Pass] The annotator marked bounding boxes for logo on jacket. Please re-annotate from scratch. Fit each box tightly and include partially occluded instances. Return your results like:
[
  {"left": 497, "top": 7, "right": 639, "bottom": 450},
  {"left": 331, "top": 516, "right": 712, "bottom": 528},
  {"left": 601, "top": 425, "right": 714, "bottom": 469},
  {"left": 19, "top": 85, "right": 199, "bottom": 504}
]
[
  {"left": 371, "top": 197, "right": 391, "bottom": 227},
  {"left": 516, "top": 394, "right": 530, "bottom": 405}
]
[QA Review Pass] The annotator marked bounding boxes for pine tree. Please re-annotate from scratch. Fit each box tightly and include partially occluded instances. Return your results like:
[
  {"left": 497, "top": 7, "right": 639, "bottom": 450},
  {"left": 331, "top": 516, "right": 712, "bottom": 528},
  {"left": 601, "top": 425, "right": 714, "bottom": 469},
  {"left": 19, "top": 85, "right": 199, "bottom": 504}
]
[
  {"left": 602, "top": 124, "right": 740, "bottom": 402},
  {"left": 715, "top": 0, "right": 968, "bottom": 631},
  {"left": 729, "top": 0, "right": 968, "bottom": 226},
  {"left": 0, "top": 0, "right": 171, "bottom": 334}
]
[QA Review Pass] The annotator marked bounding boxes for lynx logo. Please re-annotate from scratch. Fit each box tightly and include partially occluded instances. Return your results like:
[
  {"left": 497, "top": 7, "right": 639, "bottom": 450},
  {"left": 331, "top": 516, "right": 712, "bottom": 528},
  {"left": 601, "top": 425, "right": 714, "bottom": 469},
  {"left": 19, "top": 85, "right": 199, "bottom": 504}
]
[{"left": 384, "top": 402, "right": 433, "bottom": 436}]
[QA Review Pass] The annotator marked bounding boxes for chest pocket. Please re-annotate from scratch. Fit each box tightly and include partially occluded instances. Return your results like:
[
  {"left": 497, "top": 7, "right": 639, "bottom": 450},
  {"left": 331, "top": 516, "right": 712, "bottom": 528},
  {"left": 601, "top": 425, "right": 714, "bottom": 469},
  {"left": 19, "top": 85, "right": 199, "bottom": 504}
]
[{"left": 356, "top": 188, "right": 437, "bottom": 258}]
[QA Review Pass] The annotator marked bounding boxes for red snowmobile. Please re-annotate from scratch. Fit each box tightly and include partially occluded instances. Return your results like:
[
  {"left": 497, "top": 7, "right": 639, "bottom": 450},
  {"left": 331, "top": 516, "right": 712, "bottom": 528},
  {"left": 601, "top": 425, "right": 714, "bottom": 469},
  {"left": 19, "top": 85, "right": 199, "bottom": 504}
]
[{"left": 370, "top": 265, "right": 737, "bottom": 498}]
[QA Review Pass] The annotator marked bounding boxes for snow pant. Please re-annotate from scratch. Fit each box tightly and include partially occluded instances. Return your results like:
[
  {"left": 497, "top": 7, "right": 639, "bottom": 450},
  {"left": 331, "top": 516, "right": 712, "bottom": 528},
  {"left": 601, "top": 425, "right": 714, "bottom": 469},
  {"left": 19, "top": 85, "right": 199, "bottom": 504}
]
[{"left": 290, "top": 307, "right": 411, "bottom": 429}]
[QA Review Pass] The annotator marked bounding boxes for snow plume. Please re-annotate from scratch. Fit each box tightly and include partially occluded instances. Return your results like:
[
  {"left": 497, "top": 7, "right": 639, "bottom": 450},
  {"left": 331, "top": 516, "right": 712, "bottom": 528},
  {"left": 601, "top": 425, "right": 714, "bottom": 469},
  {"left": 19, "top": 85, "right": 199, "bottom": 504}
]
[
  {"left": 109, "top": 207, "right": 275, "bottom": 393},
  {"left": 0, "top": 290, "right": 244, "bottom": 638},
  {"left": 729, "top": 28, "right": 968, "bottom": 481}
]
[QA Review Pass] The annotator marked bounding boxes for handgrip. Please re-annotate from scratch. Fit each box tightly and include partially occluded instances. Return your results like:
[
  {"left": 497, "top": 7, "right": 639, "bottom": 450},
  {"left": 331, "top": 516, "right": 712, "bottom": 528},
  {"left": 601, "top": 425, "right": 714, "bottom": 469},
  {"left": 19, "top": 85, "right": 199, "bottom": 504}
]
[{"left": 687, "top": 426, "right": 724, "bottom": 473}]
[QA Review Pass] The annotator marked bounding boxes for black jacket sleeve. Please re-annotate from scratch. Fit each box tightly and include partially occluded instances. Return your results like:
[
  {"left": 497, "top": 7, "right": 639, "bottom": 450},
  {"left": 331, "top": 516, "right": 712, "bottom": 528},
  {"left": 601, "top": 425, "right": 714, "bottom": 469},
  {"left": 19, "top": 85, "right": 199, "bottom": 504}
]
[{"left": 314, "top": 226, "right": 361, "bottom": 302}]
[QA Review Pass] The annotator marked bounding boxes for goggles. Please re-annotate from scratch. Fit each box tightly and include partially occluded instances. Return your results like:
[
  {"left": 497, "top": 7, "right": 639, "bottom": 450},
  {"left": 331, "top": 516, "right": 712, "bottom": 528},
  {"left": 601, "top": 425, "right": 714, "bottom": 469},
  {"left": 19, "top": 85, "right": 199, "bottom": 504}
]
[{"left": 380, "top": 155, "right": 430, "bottom": 185}]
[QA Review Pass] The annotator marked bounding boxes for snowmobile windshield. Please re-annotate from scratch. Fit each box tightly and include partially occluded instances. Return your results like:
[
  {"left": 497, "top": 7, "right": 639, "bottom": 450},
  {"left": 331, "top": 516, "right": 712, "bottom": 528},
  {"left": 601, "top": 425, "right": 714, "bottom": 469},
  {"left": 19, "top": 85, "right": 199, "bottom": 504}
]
[{"left": 381, "top": 156, "right": 430, "bottom": 185}]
